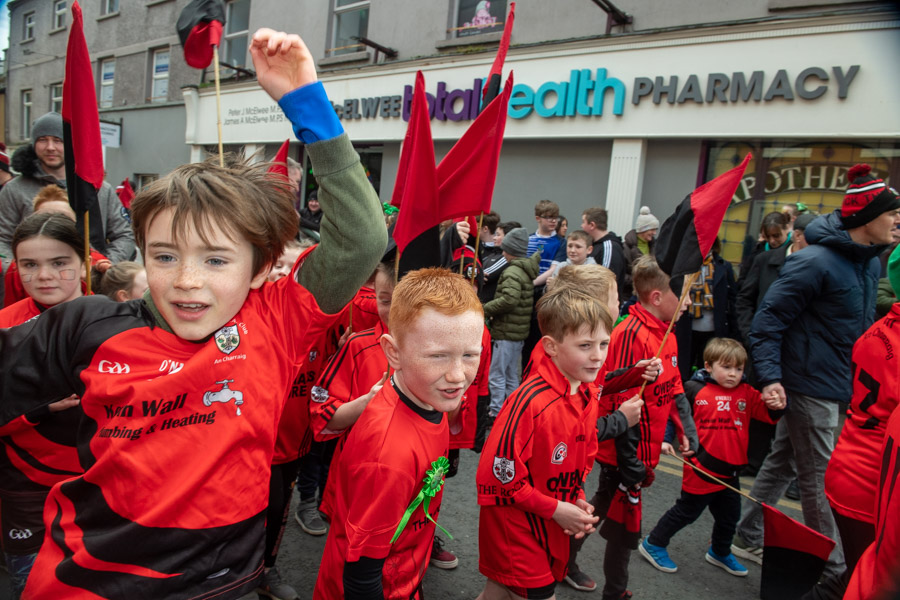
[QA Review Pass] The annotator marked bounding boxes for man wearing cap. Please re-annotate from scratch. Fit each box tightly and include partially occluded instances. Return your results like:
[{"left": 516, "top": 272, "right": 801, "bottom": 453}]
[
  {"left": 0, "top": 112, "right": 135, "bottom": 273},
  {"left": 733, "top": 165, "right": 900, "bottom": 595}
]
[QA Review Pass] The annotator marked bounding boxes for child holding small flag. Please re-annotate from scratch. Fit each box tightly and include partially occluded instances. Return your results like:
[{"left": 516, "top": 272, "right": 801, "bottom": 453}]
[
  {"left": 639, "top": 337, "right": 784, "bottom": 577},
  {"left": 313, "top": 268, "right": 484, "bottom": 599}
]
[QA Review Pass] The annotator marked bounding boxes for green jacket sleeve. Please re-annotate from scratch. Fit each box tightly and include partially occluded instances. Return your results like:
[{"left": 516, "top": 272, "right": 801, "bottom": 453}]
[
  {"left": 297, "top": 134, "right": 387, "bottom": 314},
  {"left": 483, "top": 270, "right": 517, "bottom": 318},
  {"left": 876, "top": 277, "right": 896, "bottom": 320}
]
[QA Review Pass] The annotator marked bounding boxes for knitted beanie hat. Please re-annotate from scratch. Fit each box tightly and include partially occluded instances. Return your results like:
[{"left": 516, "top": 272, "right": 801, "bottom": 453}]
[
  {"left": 31, "top": 112, "right": 63, "bottom": 141},
  {"left": 841, "top": 164, "right": 900, "bottom": 229},
  {"left": 634, "top": 206, "right": 660, "bottom": 233},
  {"left": 501, "top": 227, "right": 530, "bottom": 258}
]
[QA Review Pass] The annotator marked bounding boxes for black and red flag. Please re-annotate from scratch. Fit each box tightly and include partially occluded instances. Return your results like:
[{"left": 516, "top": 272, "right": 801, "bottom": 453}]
[
  {"left": 63, "top": 1, "right": 106, "bottom": 260},
  {"left": 760, "top": 502, "right": 836, "bottom": 600},
  {"left": 481, "top": 2, "right": 515, "bottom": 108},
  {"left": 176, "top": 0, "right": 226, "bottom": 69},
  {"left": 653, "top": 153, "right": 751, "bottom": 293}
]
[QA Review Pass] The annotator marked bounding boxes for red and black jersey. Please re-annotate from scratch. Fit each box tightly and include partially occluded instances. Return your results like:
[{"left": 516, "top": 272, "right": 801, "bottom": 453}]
[
  {"left": 450, "top": 324, "right": 491, "bottom": 450},
  {"left": 0, "top": 252, "right": 334, "bottom": 599},
  {"left": 596, "top": 302, "right": 683, "bottom": 471},
  {"left": 681, "top": 373, "right": 780, "bottom": 494},
  {"left": 349, "top": 286, "right": 380, "bottom": 333},
  {"left": 313, "top": 382, "right": 448, "bottom": 600},
  {"left": 273, "top": 304, "right": 349, "bottom": 465},
  {"left": 844, "top": 403, "right": 900, "bottom": 600},
  {"left": 826, "top": 304, "right": 900, "bottom": 524},
  {"left": 0, "top": 299, "right": 83, "bottom": 554},
  {"left": 476, "top": 350, "right": 600, "bottom": 588},
  {"left": 311, "top": 320, "right": 390, "bottom": 518}
]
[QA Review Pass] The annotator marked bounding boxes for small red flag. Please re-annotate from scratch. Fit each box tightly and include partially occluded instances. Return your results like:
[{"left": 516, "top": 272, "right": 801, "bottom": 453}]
[
  {"left": 176, "top": 0, "right": 226, "bottom": 69},
  {"left": 390, "top": 71, "right": 439, "bottom": 256},
  {"left": 115, "top": 178, "right": 135, "bottom": 210},
  {"left": 760, "top": 503, "right": 836, "bottom": 600},
  {"left": 268, "top": 139, "right": 291, "bottom": 181},
  {"left": 653, "top": 154, "right": 751, "bottom": 293},
  {"left": 63, "top": 1, "right": 106, "bottom": 253}
]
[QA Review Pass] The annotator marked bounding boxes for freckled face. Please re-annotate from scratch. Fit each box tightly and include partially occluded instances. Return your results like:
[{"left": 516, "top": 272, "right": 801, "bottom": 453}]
[
  {"left": 144, "top": 208, "right": 267, "bottom": 341},
  {"left": 388, "top": 309, "right": 483, "bottom": 413}
]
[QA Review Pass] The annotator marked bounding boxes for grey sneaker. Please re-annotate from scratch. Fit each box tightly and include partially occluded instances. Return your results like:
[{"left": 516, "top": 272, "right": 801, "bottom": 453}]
[
  {"left": 731, "top": 533, "right": 763, "bottom": 565},
  {"left": 256, "top": 566, "right": 299, "bottom": 600},
  {"left": 294, "top": 497, "right": 328, "bottom": 536}
]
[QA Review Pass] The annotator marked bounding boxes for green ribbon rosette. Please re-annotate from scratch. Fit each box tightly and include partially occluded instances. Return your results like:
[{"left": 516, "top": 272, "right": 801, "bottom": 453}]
[{"left": 390, "top": 457, "right": 452, "bottom": 544}]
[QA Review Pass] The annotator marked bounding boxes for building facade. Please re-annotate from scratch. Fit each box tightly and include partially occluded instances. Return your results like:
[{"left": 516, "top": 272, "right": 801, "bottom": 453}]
[{"left": 5, "top": 1, "right": 900, "bottom": 263}]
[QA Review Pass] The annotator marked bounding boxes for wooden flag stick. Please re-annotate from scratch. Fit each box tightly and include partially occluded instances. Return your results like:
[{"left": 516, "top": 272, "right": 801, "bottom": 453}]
[
  {"left": 348, "top": 302, "right": 353, "bottom": 336},
  {"left": 394, "top": 255, "right": 400, "bottom": 284},
  {"left": 212, "top": 45, "right": 224, "bottom": 168},
  {"left": 668, "top": 452, "right": 760, "bottom": 505},
  {"left": 83, "top": 213, "right": 92, "bottom": 295},
  {"left": 637, "top": 270, "right": 699, "bottom": 397},
  {"left": 470, "top": 212, "right": 485, "bottom": 285}
]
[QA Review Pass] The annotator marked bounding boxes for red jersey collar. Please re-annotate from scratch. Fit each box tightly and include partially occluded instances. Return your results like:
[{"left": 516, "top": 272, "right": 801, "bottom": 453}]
[{"left": 629, "top": 301, "right": 671, "bottom": 332}]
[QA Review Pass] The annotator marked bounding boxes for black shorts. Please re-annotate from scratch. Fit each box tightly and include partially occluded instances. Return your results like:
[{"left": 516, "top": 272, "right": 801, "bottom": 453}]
[{"left": 506, "top": 582, "right": 557, "bottom": 599}]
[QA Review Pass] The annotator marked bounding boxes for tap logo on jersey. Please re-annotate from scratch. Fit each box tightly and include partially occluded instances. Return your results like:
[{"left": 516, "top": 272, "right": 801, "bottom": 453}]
[
  {"left": 214, "top": 325, "right": 241, "bottom": 355},
  {"left": 203, "top": 379, "right": 244, "bottom": 415},
  {"left": 493, "top": 456, "right": 515, "bottom": 484},
  {"left": 311, "top": 385, "right": 329, "bottom": 404},
  {"left": 551, "top": 442, "right": 568, "bottom": 464}
]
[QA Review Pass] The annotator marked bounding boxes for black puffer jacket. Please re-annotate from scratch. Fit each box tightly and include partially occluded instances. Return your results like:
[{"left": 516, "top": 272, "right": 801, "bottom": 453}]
[{"left": 750, "top": 211, "right": 885, "bottom": 401}]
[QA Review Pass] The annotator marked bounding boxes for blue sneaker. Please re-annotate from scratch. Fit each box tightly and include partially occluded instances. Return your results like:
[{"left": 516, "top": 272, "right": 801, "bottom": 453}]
[
  {"left": 639, "top": 538, "right": 678, "bottom": 573},
  {"left": 705, "top": 548, "right": 749, "bottom": 577}
]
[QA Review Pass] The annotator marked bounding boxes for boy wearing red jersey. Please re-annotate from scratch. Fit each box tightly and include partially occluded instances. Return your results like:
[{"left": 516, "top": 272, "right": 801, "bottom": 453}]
[
  {"left": 0, "top": 29, "right": 386, "bottom": 599},
  {"left": 640, "top": 338, "right": 784, "bottom": 576},
  {"left": 567, "top": 255, "right": 698, "bottom": 598},
  {"left": 313, "top": 268, "right": 484, "bottom": 599},
  {"left": 476, "top": 287, "right": 643, "bottom": 600}
]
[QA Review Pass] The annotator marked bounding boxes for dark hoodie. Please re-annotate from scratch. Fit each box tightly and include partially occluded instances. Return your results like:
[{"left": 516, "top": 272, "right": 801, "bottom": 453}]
[
  {"left": 589, "top": 231, "right": 626, "bottom": 298},
  {"left": 749, "top": 210, "right": 886, "bottom": 401}
]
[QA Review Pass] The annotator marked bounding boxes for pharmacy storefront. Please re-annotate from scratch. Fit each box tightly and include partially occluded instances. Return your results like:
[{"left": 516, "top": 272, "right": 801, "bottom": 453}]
[{"left": 183, "top": 17, "right": 899, "bottom": 267}]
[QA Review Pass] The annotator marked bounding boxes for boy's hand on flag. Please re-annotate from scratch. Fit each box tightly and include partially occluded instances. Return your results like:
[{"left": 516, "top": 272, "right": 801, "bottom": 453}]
[
  {"left": 618, "top": 395, "right": 644, "bottom": 427},
  {"left": 455, "top": 220, "right": 471, "bottom": 245},
  {"left": 661, "top": 441, "right": 675, "bottom": 456},
  {"left": 250, "top": 29, "right": 317, "bottom": 101},
  {"left": 636, "top": 357, "right": 662, "bottom": 382},
  {"left": 553, "top": 500, "right": 599, "bottom": 538}
]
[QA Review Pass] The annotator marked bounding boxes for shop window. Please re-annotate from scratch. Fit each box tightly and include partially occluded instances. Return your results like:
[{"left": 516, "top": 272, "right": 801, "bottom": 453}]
[
  {"left": 23, "top": 12, "right": 35, "bottom": 41},
  {"left": 150, "top": 48, "right": 170, "bottom": 103},
  {"left": 99, "top": 59, "right": 116, "bottom": 108},
  {"left": 329, "top": 0, "right": 369, "bottom": 56},
  {"left": 706, "top": 141, "right": 900, "bottom": 269},
  {"left": 222, "top": 0, "right": 250, "bottom": 72},
  {"left": 50, "top": 83, "right": 63, "bottom": 113},
  {"left": 102, "top": 0, "right": 120, "bottom": 15},
  {"left": 53, "top": 1, "right": 67, "bottom": 29},
  {"left": 453, "top": 0, "right": 508, "bottom": 38},
  {"left": 137, "top": 174, "right": 158, "bottom": 191},
  {"left": 21, "top": 90, "right": 33, "bottom": 139}
]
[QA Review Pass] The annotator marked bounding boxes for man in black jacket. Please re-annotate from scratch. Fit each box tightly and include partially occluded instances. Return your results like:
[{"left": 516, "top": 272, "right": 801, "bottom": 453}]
[{"left": 733, "top": 166, "right": 900, "bottom": 599}]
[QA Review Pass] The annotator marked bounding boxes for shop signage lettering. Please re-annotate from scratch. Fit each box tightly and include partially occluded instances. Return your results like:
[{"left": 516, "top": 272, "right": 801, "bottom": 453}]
[
  {"left": 330, "top": 65, "right": 859, "bottom": 123},
  {"left": 224, "top": 104, "right": 286, "bottom": 126},
  {"left": 733, "top": 164, "right": 858, "bottom": 203}
]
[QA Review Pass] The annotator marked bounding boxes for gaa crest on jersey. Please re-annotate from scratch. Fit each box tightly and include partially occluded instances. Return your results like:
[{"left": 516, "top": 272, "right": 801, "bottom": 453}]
[
  {"left": 551, "top": 442, "right": 568, "bottom": 465},
  {"left": 311, "top": 385, "right": 329, "bottom": 404},
  {"left": 309, "top": 349, "right": 318, "bottom": 363},
  {"left": 214, "top": 325, "right": 241, "bottom": 355},
  {"left": 671, "top": 355, "right": 678, "bottom": 367},
  {"left": 737, "top": 400, "right": 746, "bottom": 412},
  {"left": 493, "top": 456, "right": 515, "bottom": 484}
]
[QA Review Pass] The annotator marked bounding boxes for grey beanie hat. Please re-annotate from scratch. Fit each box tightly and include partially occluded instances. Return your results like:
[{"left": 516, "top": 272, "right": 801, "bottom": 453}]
[
  {"left": 634, "top": 206, "right": 660, "bottom": 233},
  {"left": 501, "top": 227, "right": 530, "bottom": 258},
  {"left": 32, "top": 112, "right": 63, "bottom": 141}
]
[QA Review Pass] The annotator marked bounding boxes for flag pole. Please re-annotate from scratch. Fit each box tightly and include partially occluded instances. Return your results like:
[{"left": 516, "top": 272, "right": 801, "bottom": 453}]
[
  {"left": 470, "top": 212, "right": 485, "bottom": 284},
  {"left": 212, "top": 45, "right": 224, "bottom": 168},
  {"left": 638, "top": 270, "right": 699, "bottom": 397},
  {"left": 83, "top": 214, "right": 92, "bottom": 294},
  {"left": 668, "top": 452, "right": 760, "bottom": 505},
  {"left": 394, "top": 255, "right": 400, "bottom": 284}
]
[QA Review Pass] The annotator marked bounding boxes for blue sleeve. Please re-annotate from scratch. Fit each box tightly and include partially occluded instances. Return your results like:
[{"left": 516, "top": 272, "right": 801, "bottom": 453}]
[
  {"left": 278, "top": 81, "right": 344, "bottom": 144},
  {"left": 748, "top": 250, "right": 825, "bottom": 387}
]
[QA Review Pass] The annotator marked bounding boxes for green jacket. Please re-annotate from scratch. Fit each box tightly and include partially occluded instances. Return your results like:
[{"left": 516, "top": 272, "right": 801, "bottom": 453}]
[
  {"left": 876, "top": 277, "right": 896, "bottom": 320},
  {"left": 483, "top": 252, "right": 541, "bottom": 341}
]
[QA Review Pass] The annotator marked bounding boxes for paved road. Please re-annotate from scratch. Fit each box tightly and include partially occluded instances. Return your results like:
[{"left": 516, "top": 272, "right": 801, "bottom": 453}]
[{"left": 0, "top": 452, "right": 801, "bottom": 600}]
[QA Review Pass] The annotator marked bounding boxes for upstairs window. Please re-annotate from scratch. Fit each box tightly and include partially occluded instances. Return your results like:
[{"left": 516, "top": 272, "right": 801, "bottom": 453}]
[
  {"left": 99, "top": 59, "right": 116, "bottom": 108},
  {"left": 330, "top": 0, "right": 369, "bottom": 56},
  {"left": 53, "top": 1, "right": 67, "bottom": 30},
  {"left": 454, "top": 0, "right": 507, "bottom": 38}
]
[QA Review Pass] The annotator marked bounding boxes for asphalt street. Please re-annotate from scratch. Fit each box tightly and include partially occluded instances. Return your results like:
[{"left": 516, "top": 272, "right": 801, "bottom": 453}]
[{"left": 0, "top": 451, "right": 803, "bottom": 600}]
